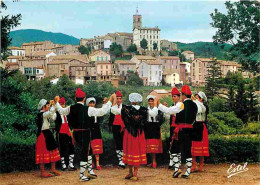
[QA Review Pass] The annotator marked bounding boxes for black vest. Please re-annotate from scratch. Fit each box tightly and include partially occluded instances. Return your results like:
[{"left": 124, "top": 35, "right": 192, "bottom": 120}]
[
  {"left": 54, "top": 111, "right": 62, "bottom": 133},
  {"left": 67, "top": 103, "right": 94, "bottom": 130},
  {"left": 175, "top": 99, "right": 197, "bottom": 125},
  {"left": 108, "top": 104, "right": 126, "bottom": 127}
]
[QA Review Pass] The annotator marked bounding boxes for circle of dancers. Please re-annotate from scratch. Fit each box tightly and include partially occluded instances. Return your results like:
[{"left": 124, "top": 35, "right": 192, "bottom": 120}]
[{"left": 35, "top": 85, "right": 209, "bottom": 181}]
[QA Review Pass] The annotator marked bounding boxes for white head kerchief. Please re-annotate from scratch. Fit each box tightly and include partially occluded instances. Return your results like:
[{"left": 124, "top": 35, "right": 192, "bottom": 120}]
[
  {"left": 146, "top": 95, "right": 156, "bottom": 100},
  {"left": 198, "top": 92, "right": 207, "bottom": 102},
  {"left": 86, "top": 97, "right": 96, "bottom": 105},
  {"left": 38, "top": 99, "right": 47, "bottom": 110},
  {"left": 129, "top": 93, "right": 142, "bottom": 103}
]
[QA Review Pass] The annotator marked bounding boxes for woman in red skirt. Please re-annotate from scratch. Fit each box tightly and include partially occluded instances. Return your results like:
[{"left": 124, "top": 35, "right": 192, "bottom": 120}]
[
  {"left": 191, "top": 92, "right": 209, "bottom": 172},
  {"left": 86, "top": 97, "right": 104, "bottom": 170},
  {"left": 145, "top": 95, "right": 164, "bottom": 168},
  {"left": 121, "top": 93, "right": 148, "bottom": 181},
  {"left": 36, "top": 99, "right": 61, "bottom": 177}
]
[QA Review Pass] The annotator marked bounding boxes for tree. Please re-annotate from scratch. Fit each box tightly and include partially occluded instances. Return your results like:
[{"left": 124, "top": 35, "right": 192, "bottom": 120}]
[
  {"left": 109, "top": 42, "right": 123, "bottom": 58},
  {"left": 168, "top": 50, "right": 178, "bottom": 56},
  {"left": 210, "top": 1, "right": 260, "bottom": 72},
  {"left": 126, "top": 44, "right": 137, "bottom": 53},
  {"left": 247, "top": 83, "right": 258, "bottom": 121},
  {"left": 140, "top": 38, "right": 148, "bottom": 50},
  {"left": 153, "top": 43, "right": 158, "bottom": 51},
  {"left": 1, "top": 2, "right": 22, "bottom": 61},
  {"left": 235, "top": 81, "right": 248, "bottom": 123},
  {"left": 226, "top": 85, "right": 235, "bottom": 111},
  {"left": 126, "top": 73, "right": 143, "bottom": 86},
  {"left": 78, "top": 45, "right": 91, "bottom": 55},
  {"left": 205, "top": 59, "right": 222, "bottom": 100}
]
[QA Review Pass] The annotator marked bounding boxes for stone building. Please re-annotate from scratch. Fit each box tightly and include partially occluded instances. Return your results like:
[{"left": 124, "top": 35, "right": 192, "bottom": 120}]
[
  {"left": 182, "top": 51, "right": 195, "bottom": 61},
  {"left": 139, "top": 60, "right": 162, "bottom": 86},
  {"left": 132, "top": 8, "right": 161, "bottom": 51},
  {"left": 160, "top": 40, "right": 178, "bottom": 51},
  {"left": 21, "top": 41, "right": 55, "bottom": 56}
]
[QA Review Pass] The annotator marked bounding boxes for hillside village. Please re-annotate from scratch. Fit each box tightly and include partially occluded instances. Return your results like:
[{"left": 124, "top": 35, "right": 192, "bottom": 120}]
[{"left": 2, "top": 9, "right": 252, "bottom": 88}]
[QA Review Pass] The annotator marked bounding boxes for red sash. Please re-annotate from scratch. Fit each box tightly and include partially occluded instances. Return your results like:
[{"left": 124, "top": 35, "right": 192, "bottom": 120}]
[
  {"left": 172, "top": 123, "right": 193, "bottom": 140},
  {"left": 59, "top": 115, "right": 71, "bottom": 136},
  {"left": 113, "top": 115, "right": 125, "bottom": 132},
  {"left": 171, "top": 115, "right": 176, "bottom": 127}
]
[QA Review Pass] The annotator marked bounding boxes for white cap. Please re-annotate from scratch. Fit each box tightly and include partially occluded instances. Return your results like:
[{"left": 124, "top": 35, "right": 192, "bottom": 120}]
[
  {"left": 146, "top": 95, "right": 156, "bottom": 100},
  {"left": 86, "top": 97, "right": 96, "bottom": 105},
  {"left": 129, "top": 93, "right": 143, "bottom": 103},
  {"left": 198, "top": 92, "right": 207, "bottom": 102},
  {"left": 38, "top": 99, "right": 47, "bottom": 110}
]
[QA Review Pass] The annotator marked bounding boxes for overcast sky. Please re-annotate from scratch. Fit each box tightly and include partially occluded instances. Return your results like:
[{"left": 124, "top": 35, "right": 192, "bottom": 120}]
[{"left": 5, "top": 0, "right": 228, "bottom": 43}]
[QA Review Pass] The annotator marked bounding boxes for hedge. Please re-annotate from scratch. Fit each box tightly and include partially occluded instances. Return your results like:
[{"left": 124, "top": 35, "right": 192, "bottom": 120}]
[{"left": 1, "top": 133, "right": 259, "bottom": 173}]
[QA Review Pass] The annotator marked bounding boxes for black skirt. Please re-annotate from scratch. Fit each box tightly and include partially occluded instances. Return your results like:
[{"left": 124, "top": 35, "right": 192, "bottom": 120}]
[{"left": 144, "top": 122, "right": 161, "bottom": 139}]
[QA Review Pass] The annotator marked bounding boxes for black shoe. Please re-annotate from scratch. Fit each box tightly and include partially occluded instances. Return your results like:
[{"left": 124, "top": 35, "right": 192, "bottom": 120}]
[
  {"left": 168, "top": 165, "right": 174, "bottom": 170},
  {"left": 181, "top": 174, "right": 189, "bottom": 179},
  {"left": 61, "top": 167, "right": 68, "bottom": 171},
  {"left": 118, "top": 164, "right": 126, "bottom": 169},
  {"left": 68, "top": 166, "right": 77, "bottom": 171},
  {"left": 88, "top": 173, "right": 97, "bottom": 179},
  {"left": 80, "top": 176, "right": 90, "bottom": 182},
  {"left": 172, "top": 170, "right": 182, "bottom": 178}
]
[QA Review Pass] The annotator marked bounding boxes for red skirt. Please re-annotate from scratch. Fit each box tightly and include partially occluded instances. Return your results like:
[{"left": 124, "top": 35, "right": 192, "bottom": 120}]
[
  {"left": 35, "top": 133, "right": 61, "bottom": 164},
  {"left": 191, "top": 123, "right": 209, "bottom": 156},
  {"left": 91, "top": 139, "right": 103, "bottom": 154},
  {"left": 146, "top": 138, "right": 163, "bottom": 154},
  {"left": 123, "top": 130, "right": 147, "bottom": 166}
]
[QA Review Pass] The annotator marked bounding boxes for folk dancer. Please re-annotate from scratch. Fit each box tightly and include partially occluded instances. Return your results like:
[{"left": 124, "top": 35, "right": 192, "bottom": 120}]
[
  {"left": 121, "top": 93, "right": 148, "bottom": 181},
  {"left": 86, "top": 97, "right": 104, "bottom": 170},
  {"left": 167, "top": 87, "right": 183, "bottom": 170},
  {"left": 53, "top": 97, "right": 76, "bottom": 171},
  {"left": 109, "top": 90, "right": 126, "bottom": 168},
  {"left": 55, "top": 88, "right": 112, "bottom": 181},
  {"left": 191, "top": 92, "right": 209, "bottom": 172},
  {"left": 35, "top": 99, "right": 61, "bottom": 177},
  {"left": 145, "top": 95, "right": 164, "bottom": 168}
]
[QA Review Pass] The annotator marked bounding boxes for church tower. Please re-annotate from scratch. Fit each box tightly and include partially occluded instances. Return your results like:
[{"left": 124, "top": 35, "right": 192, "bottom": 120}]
[{"left": 133, "top": 7, "right": 142, "bottom": 30}]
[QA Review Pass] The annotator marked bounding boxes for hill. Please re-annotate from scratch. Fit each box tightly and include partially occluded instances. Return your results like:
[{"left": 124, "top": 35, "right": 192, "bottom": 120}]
[
  {"left": 10, "top": 29, "right": 80, "bottom": 46},
  {"left": 176, "top": 41, "right": 232, "bottom": 60}
]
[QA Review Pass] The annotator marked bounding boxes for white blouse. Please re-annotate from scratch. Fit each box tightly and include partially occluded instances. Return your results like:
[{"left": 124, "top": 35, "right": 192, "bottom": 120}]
[
  {"left": 41, "top": 106, "right": 55, "bottom": 130},
  {"left": 194, "top": 99, "right": 206, "bottom": 122},
  {"left": 111, "top": 104, "right": 122, "bottom": 115},
  {"left": 147, "top": 107, "right": 159, "bottom": 122}
]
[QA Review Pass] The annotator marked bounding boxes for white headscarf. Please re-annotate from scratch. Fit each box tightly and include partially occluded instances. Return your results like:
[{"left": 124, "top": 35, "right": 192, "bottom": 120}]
[
  {"left": 198, "top": 92, "right": 207, "bottom": 102},
  {"left": 86, "top": 97, "right": 96, "bottom": 105},
  {"left": 146, "top": 95, "right": 156, "bottom": 100},
  {"left": 129, "top": 93, "right": 143, "bottom": 103},
  {"left": 38, "top": 99, "right": 47, "bottom": 110}
]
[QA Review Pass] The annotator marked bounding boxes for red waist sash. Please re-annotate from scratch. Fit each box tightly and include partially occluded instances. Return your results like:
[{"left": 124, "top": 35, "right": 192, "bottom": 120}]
[
  {"left": 172, "top": 123, "right": 193, "bottom": 140},
  {"left": 60, "top": 123, "right": 71, "bottom": 136}
]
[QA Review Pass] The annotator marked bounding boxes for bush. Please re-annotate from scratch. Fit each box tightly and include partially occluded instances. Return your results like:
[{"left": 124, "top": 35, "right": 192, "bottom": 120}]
[
  {"left": 242, "top": 122, "right": 260, "bottom": 134},
  {"left": 207, "top": 114, "right": 237, "bottom": 135},
  {"left": 207, "top": 135, "right": 259, "bottom": 163},
  {"left": 212, "top": 112, "right": 243, "bottom": 129},
  {"left": 208, "top": 97, "right": 227, "bottom": 112}
]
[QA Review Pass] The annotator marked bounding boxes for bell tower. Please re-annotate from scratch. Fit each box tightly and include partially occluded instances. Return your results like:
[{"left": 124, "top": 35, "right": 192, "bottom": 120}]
[{"left": 133, "top": 7, "right": 142, "bottom": 30}]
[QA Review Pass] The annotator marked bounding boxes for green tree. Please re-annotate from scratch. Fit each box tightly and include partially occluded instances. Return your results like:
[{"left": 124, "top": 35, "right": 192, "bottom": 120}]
[
  {"left": 205, "top": 59, "right": 222, "bottom": 100},
  {"left": 140, "top": 38, "right": 148, "bottom": 50},
  {"left": 109, "top": 42, "right": 123, "bottom": 58},
  {"left": 126, "top": 44, "right": 137, "bottom": 53},
  {"left": 168, "top": 50, "right": 178, "bottom": 56},
  {"left": 126, "top": 73, "right": 143, "bottom": 86},
  {"left": 210, "top": 1, "right": 260, "bottom": 72},
  {"left": 78, "top": 45, "right": 91, "bottom": 55},
  {"left": 226, "top": 85, "right": 235, "bottom": 111},
  {"left": 235, "top": 81, "right": 248, "bottom": 123},
  {"left": 247, "top": 83, "right": 258, "bottom": 121},
  {"left": 1, "top": 2, "right": 22, "bottom": 61},
  {"left": 153, "top": 42, "right": 158, "bottom": 51}
]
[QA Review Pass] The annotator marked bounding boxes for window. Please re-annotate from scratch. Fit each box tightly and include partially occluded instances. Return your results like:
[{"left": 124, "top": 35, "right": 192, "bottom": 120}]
[
  {"left": 101, "top": 65, "right": 103, "bottom": 69},
  {"left": 97, "top": 56, "right": 99, "bottom": 61},
  {"left": 193, "top": 63, "right": 195, "bottom": 67},
  {"left": 106, "top": 56, "right": 108, "bottom": 61},
  {"left": 101, "top": 57, "right": 103, "bottom": 61},
  {"left": 106, "top": 65, "right": 108, "bottom": 69}
]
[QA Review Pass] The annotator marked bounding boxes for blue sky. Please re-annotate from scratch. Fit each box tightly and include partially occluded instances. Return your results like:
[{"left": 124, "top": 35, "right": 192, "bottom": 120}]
[{"left": 5, "top": 0, "right": 228, "bottom": 43}]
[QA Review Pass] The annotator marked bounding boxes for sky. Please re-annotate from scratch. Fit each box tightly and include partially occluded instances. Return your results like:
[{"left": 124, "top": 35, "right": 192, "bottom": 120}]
[{"left": 5, "top": 0, "right": 228, "bottom": 43}]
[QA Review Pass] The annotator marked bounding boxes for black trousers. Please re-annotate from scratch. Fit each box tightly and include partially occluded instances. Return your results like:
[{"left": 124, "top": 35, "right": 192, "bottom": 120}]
[
  {"left": 73, "top": 130, "right": 90, "bottom": 162},
  {"left": 170, "top": 128, "right": 193, "bottom": 159},
  {"left": 112, "top": 125, "right": 124, "bottom": 150},
  {"left": 57, "top": 133, "right": 74, "bottom": 157}
]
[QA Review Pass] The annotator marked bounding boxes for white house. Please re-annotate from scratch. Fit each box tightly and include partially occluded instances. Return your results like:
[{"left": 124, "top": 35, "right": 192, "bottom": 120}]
[
  {"left": 139, "top": 60, "right": 162, "bottom": 86},
  {"left": 9, "top": 47, "right": 26, "bottom": 56}
]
